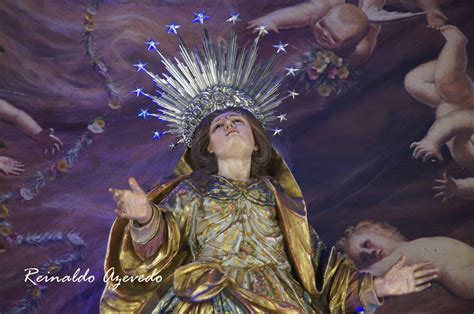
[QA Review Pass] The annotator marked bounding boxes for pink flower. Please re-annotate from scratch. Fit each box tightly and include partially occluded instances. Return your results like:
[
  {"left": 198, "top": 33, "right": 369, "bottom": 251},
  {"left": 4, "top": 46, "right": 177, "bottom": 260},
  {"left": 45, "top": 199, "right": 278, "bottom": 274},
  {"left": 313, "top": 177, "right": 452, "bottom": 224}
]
[
  {"left": 325, "top": 65, "right": 338, "bottom": 80},
  {"left": 306, "top": 68, "right": 320, "bottom": 81}
]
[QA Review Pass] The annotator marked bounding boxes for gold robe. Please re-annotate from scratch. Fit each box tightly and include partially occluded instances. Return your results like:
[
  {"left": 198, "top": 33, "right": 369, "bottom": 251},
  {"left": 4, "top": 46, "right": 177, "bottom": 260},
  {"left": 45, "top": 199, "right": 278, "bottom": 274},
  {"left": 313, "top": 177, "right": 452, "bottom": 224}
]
[{"left": 100, "top": 150, "right": 382, "bottom": 313}]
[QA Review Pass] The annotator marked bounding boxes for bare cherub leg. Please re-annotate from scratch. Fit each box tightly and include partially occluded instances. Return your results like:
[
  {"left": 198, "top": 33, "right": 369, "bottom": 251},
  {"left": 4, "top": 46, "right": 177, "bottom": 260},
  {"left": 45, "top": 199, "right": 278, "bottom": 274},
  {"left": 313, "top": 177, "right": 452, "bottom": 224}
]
[
  {"left": 433, "top": 26, "right": 472, "bottom": 104},
  {"left": 404, "top": 61, "right": 442, "bottom": 108}
]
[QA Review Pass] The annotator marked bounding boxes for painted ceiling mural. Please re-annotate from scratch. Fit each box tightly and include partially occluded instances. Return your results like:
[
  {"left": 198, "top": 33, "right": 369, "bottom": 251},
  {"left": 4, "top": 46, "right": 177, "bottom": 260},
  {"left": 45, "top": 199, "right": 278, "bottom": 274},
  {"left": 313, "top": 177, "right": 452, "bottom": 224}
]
[{"left": 0, "top": 0, "right": 473, "bottom": 313}]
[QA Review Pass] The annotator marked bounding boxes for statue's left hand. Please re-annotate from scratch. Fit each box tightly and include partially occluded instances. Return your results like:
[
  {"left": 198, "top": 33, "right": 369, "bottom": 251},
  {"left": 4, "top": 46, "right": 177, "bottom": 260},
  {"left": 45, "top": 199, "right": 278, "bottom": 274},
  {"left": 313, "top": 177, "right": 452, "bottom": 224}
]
[{"left": 373, "top": 256, "right": 438, "bottom": 298}]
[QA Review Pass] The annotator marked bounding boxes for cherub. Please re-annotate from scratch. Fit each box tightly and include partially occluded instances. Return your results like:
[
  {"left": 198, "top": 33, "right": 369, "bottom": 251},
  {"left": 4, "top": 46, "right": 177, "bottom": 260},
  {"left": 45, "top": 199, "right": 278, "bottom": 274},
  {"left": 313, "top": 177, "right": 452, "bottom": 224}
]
[
  {"left": 336, "top": 220, "right": 474, "bottom": 300},
  {"left": 248, "top": 0, "right": 445, "bottom": 68},
  {"left": 0, "top": 99, "right": 63, "bottom": 176},
  {"left": 406, "top": 25, "right": 474, "bottom": 202}
]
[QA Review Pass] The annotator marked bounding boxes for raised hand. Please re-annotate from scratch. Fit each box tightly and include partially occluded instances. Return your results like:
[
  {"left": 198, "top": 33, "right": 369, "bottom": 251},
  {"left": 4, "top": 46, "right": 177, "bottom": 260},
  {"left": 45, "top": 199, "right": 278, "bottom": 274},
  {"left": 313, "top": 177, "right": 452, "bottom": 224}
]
[
  {"left": 374, "top": 256, "right": 438, "bottom": 298},
  {"left": 433, "top": 172, "right": 456, "bottom": 202},
  {"left": 0, "top": 156, "right": 25, "bottom": 176},
  {"left": 410, "top": 138, "right": 443, "bottom": 162},
  {"left": 34, "top": 128, "right": 63, "bottom": 155},
  {"left": 109, "top": 177, "right": 152, "bottom": 224}
]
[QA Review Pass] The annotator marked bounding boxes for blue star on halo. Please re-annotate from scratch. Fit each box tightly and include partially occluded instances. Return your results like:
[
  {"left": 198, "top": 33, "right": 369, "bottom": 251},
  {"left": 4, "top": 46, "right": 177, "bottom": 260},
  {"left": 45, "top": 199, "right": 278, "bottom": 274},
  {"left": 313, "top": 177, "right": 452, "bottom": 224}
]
[
  {"left": 273, "top": 41, "right": 288, "bottom": 53},
  {"left": 132, "top": 88, "right": 144, "bottom": 97},
  {"left": 271, "top": 128, "right": 283, "bottom": 136},
  {"left": 284, "top": 66, "right": 298, "bottom": 77},
  {"left": 152, "top": 131, "right": 162, "bottom": 139},
  {"left": 138, "top": 108, "right": 150, "bottom": 119},
  {"left": 226, "top": 12, "right": 241, "bottom": 25},
  {"left": 133, "top": 61, "right": 147, "bottom": 72},
  {"left": 145, "top": 38, "right": 159, "bottom": 51},
  {"left": 288, "top": 90, "right": 299, "bottom": 99},
  {"left": 255, "top": 25, "right": 268, "bottom": 37},
  {"left": 166, "top": 21, "right": 181, "bottom": 34},
  {"left": 192, "top": 11, "right": 210, "bottom": 25},
  {"left": 276, "top": 114, "right": 287, "bottom": 122}
]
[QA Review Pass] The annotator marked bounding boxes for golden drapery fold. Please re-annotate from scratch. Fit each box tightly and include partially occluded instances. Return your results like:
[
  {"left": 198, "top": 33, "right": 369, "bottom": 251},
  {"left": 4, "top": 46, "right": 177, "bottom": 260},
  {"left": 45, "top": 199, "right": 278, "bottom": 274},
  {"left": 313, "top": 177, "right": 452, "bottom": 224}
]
[{"left": 100, "top": 148, "right": 379, "bottom": 313}]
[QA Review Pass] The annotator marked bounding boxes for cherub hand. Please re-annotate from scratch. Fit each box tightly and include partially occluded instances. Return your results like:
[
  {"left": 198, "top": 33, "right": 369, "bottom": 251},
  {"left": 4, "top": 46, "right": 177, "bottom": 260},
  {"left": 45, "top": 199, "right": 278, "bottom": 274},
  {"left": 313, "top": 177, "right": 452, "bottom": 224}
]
[
  {"left": 410, "top": 138, "right": 443, "bottom": 162},
  {"left": 34, "top": 128, "right": 63, "bottom": 155},
  {"left": 247, "top": 17, "right": 279, "bottom": 33},
  {"left": 374, "top": 256, "right": 438, "bottom": 298},
  {"left": 433, "top": 172, "right": 456, "bottom": 202},
  {"left": 0, "top": 156, "right": 25, "bottom": 176},
  {"left": 426, "top": 10, "right": 448, "bottom": 30},
  {"left": 109, "top": 177, "right": 152, "bottom": 224}
]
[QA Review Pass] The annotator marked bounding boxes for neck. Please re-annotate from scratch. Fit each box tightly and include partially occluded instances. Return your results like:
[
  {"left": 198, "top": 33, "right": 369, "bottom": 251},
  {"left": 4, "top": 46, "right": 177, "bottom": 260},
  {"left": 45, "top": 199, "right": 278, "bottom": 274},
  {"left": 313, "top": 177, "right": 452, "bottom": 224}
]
[{"left": 216, "top": 157, "right": 251, "bottom": 181}]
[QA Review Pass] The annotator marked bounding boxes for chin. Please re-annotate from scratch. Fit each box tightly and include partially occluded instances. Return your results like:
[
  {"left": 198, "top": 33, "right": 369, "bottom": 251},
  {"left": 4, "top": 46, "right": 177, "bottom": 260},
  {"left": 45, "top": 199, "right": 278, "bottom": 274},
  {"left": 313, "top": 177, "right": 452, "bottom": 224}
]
[{"left": 222, "top": 141, "right": 253, "bottom": 158}]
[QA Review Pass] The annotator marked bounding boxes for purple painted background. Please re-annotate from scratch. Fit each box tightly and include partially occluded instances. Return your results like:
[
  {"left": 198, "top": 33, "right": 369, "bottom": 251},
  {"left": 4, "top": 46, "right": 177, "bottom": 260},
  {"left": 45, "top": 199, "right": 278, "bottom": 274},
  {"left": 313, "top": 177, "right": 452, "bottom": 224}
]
[{"left": 0, "top": 0, "right": 473, "bottom": 312}]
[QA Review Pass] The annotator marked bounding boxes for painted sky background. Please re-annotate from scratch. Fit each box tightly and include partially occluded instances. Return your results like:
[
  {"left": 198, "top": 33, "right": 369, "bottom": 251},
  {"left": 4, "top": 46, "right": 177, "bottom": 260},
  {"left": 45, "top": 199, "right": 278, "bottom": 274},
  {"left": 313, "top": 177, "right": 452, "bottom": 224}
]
[{"left": 0, "top": 0, "right": 473, "bottom": 312}]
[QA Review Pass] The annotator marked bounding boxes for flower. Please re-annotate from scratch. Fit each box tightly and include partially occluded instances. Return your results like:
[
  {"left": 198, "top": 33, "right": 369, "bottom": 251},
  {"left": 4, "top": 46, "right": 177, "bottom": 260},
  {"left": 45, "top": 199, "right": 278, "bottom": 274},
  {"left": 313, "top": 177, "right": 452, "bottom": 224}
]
[
  {"left": 325, "top": 65, "right": 338, "bottom": 80},
  {"left": 306, "top": 68, "right": 320, "bottom": 81},
  {"left": 316, "top": 51, "right": 331, "bottom": 64},
  {"left": 0, "top": 225, "right": 12, "bottom": 237},
  {"left": 32, "top": 287, "right": 42, "bottom": 299},
  {"left": 20, "top": 188, "right": 34, "bottom": 201},
  {"left": 0, "top": 204, "right": 8, "bottom": 219},
  {"left": 84, "top": 23, "right": 95, "bottom": 32},
  {"left": 56, "top": 160, "right": 69, "bottom": 173},
  {"left": 84, "top": 13, "right": 94, "bottom": 23},
  {"left": 330, "top": 54, "right": 343, "bottom": 67},
  {"left": 337, "top": 66, "right": 350, "bottom": 80},
  {"left": 312, "top": 59, "right": 328, "bottom": 74},
  {"left": 317, "top": 84, "right": 332, "bottom": 97},
  {"left": 94, "top": 118, "right": 106, "bottom": 128},
  {"left": 108, "top": 98, "right": 122, "bottom": 110},
  {"left": 87, "top": 122, "right": 104, "bottom": 134}
]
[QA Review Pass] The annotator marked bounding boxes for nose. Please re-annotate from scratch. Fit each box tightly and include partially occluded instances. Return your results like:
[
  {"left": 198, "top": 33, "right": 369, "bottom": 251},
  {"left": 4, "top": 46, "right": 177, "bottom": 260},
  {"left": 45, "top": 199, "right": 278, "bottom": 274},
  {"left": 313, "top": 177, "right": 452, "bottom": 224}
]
[{"left": 224, "top": 119, "right": 235, "bottom": 132}]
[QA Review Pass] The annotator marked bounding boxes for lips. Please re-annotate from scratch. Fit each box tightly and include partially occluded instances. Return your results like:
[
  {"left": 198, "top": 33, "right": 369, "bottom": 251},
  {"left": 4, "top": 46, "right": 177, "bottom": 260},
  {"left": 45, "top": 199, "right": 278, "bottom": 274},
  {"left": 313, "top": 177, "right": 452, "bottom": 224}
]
[{"left": 226, "top": 129, "right": 238, "bottom": 136}]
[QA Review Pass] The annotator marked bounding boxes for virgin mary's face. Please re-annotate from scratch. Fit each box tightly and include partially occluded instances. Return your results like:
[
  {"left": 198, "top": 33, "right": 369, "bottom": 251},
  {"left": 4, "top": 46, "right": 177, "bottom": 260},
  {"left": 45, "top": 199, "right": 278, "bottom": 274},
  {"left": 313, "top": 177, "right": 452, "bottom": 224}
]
[{"left": 208, "top": 112, "right": 255, "bottom": 160}]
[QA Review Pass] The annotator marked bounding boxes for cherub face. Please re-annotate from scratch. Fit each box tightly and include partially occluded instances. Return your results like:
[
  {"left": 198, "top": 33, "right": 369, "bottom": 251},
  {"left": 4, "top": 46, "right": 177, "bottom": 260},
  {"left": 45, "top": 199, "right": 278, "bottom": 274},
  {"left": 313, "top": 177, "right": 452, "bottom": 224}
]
[
  {"left": 346, "top": 229, "right": 401, "bottom": 269},
  {"left": 208, "top": 112, "right": 255, "bottom": 160},
  {"left": 314, "top": 6, "right": 367, "bottom": 50}
]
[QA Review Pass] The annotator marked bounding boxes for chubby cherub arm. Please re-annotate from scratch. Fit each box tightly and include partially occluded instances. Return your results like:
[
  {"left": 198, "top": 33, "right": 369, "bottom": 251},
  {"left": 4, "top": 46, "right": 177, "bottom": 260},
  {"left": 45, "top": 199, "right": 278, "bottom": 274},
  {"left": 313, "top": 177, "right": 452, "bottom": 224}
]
[
  {"left": 362, "top": 251, "right": 402, "bottom": 277},
  {"left": 452, "top": 178, "right": 474, "bottom": 200},
  {"left": 411, "top": 110, "right": 474, "bottom": 163},
  {"left": 0, "top": 99, "right": 43, "bottom": 138},
  {"left": 350, "top": 24, "right": 381, "bottom": 68},
  {"left": 0, "top": 99, "right": 63, "bottom": 154},
  {"left": 247, "top": 1, "right": 327, "bottom": 33}
]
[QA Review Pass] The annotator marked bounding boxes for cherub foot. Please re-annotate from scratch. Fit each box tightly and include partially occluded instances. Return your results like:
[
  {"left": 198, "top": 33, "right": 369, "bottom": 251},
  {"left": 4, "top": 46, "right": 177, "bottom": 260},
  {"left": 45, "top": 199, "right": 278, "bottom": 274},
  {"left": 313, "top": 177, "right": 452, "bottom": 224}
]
[{"left": 440, "top": 25, "right": 468, "bottom": 46}]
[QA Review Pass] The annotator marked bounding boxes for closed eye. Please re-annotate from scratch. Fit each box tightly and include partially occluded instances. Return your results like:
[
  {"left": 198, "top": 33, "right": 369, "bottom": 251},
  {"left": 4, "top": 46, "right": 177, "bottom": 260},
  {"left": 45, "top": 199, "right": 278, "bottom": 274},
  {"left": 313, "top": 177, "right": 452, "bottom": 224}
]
[{"left": 213, "top": 123, "right": 224, "bottom": 131}]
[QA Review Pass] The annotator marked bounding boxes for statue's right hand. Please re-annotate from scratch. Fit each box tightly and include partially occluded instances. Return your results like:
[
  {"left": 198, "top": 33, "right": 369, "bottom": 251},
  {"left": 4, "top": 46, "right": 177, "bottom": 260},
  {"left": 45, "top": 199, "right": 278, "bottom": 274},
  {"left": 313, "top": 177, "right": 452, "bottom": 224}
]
[{"left": 109, "top": 177, "right": 152, "bottom": 224}]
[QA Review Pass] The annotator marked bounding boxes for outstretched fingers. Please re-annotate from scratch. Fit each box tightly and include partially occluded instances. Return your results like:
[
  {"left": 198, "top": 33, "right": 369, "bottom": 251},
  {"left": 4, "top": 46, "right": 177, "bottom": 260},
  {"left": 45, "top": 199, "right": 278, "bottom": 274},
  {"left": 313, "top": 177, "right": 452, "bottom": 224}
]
[
  {"left": 128, "top": 177, "right": 143, "bottom": 193},
  {"left": 413, "top": 283, "right": 432, "bottom": 292},
  {"left": 409, "top": 261, "right": 434, "bottom": 272}
]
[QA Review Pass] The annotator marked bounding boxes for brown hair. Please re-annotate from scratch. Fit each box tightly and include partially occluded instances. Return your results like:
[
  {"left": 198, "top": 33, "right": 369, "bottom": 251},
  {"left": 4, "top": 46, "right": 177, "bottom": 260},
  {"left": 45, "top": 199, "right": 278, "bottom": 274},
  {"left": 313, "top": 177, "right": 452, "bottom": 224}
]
[
  {"left": 335, "top": 220, "right": 407, "bottom": 254},
  {"left": 190, "top": 108, "right": 272, "bottom": 177}
]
